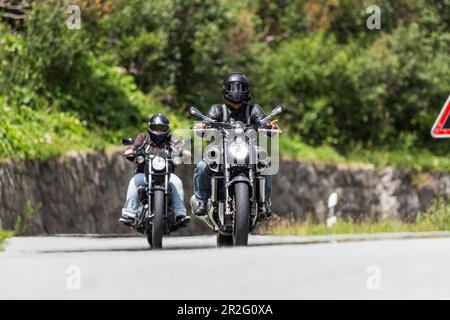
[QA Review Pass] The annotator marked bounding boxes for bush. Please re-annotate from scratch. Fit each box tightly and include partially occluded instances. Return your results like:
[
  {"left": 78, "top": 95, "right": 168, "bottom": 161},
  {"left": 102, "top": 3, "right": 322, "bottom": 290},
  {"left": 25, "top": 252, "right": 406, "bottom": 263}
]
[
  {"left": 0, "top": 1, "right": 168, "bottom": 159},
  {"left": 252, "top": 23, "right": 450, "bottom": 152},
  {"left": 100, "top": 0, "right": 239, "bottom": 107},
  {"left": 0, "top": 0, "right": 449, "bottom": 167}
]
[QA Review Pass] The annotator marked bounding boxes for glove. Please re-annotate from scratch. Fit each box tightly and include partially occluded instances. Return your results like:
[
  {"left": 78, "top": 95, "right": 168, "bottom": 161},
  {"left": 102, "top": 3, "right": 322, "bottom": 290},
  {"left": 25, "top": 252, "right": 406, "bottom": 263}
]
[{"left": 123, "top": 148, "right": 135, "bottom": 161}]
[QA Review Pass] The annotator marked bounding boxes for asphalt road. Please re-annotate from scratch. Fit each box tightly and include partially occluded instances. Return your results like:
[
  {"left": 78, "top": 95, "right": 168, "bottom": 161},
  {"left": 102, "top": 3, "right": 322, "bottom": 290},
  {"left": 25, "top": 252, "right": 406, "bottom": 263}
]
[{"left": 1, "top": 234, "right": 450, "bottom": 299}]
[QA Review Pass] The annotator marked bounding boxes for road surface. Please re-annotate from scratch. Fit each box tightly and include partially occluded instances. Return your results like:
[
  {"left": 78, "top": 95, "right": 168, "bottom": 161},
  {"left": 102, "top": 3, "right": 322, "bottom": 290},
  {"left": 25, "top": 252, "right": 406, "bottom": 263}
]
[{"left": 1, "top": 234, "right": 450, "bottom": 299}]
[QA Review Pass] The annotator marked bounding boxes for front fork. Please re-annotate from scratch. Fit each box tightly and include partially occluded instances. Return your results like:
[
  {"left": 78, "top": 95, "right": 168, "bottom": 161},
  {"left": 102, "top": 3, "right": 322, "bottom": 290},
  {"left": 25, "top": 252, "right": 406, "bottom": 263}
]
[
  {"left": 210, "top": 167, "right": 263, "bottom": 228},
  {"left": 223, "top": 168, "right": 259, "bottom": 217},
  {"left": 145, "top": 165, "right": 169, "bottom": 219},
  {"left": 146, "top": 166, "right": 153, "bottom": 219}
]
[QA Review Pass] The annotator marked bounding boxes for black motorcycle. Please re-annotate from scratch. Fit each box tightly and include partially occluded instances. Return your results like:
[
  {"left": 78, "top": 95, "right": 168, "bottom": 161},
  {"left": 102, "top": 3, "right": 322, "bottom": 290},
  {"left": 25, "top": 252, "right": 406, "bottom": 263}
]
[
  {"left": 189, "top": 105, "right": 283, "bottom": 246},
  {"left": 121, "top": 138, "right": 185, "bottom": 249}
]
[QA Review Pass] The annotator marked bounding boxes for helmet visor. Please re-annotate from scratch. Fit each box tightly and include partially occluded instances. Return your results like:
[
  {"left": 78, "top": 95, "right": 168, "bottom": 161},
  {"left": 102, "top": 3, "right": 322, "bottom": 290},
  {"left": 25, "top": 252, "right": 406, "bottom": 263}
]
[
  {"left": 149, "top": 123, "right": 169, "bottom": 134},
  {"left": 224, "top": 81, "right": 249, "bottom": 93}
]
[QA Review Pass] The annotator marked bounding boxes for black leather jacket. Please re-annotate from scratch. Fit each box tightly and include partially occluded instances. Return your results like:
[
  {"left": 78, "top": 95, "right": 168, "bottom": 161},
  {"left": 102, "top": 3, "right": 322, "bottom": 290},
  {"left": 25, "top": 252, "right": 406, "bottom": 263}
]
[{"left": 206, "top": 103, "right": 267, "bottom": 125}]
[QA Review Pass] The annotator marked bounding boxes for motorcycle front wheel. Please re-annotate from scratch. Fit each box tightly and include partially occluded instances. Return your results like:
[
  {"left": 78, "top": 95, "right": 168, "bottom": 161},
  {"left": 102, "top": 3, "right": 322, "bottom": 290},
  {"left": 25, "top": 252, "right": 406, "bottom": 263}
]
[
  {"left": 147, "top": 189, "right": 164, "bottom": 249},
  {"left": 233, "top": 182, "right": 250, "bottom": 246}
]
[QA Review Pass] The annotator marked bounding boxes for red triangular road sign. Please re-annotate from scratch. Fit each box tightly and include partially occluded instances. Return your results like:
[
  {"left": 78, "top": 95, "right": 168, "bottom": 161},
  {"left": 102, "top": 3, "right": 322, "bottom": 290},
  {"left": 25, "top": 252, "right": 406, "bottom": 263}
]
[{"left": 431, "top": 95, "right": 450, "bottom": 138}]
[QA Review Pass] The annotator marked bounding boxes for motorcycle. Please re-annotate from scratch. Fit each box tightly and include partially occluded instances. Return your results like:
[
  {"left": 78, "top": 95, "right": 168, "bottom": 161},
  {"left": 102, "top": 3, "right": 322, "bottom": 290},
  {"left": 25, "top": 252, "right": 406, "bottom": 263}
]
[
  {"left": 121, "top": 138, "right": 185, "bottom": 249},
  {"left": 189, "top": 105, "right": 283, "bottom": 246}
]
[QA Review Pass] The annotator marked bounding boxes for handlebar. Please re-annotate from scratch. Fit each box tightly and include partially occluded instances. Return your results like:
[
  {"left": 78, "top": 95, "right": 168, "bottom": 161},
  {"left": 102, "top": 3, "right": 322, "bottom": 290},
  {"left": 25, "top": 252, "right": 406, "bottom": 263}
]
[
  {"left": 122, "top": 145, "right": 173, "bottom": 159},
  {"left": 189, "top": 105, "right": 283, "bottom": 129}
]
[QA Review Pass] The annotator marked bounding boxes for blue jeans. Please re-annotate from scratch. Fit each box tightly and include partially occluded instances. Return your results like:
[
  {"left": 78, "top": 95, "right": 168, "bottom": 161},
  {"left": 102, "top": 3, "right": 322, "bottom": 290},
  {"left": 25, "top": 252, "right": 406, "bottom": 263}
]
[
  {"left": 122, "top": 173, "right": 186, "bottom": 218},
  {"left": 193, "top": 160, "right": 272, "bottom": 203}
]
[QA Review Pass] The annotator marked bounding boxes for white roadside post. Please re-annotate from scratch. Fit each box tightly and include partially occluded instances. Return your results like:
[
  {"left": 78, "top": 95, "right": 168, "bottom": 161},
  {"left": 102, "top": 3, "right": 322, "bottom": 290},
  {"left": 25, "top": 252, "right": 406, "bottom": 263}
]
[{"left": 326, "top": 192, "right": 338, "bottom": 228}]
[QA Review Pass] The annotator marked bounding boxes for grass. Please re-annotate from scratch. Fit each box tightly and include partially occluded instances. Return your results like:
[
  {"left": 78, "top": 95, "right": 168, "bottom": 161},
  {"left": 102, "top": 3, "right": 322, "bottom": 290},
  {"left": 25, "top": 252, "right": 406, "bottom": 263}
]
[
  {"left": 0, "top": 229, "right": 13, "bottom": 250},
  {"left": 280, "top": 135, "right": 450, "bottom": 173},
  {"left": 280, "top": 135, "right": 346, "bottom": 164},
  {"left": 259, "top": 218, "right": 445, "bottom": 236},
  {"left": 258, "top": 197, "right": 450, "bottom": 236},
  {"left": 345, "top": 148, "right": 450, "bottom": 173}
]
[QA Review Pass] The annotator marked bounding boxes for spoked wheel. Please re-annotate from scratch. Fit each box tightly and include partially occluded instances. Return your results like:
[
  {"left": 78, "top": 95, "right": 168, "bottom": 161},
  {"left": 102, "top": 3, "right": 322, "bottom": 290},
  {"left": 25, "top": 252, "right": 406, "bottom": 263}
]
[
  {"left": 217, "top": 233, "right": 234, "bottom": 247},
  {"left": 148, "top": 189, "right": 164, "bottom": 249},
  {"left": 233, "top": 182, "right": 250, "bottom": 246}
]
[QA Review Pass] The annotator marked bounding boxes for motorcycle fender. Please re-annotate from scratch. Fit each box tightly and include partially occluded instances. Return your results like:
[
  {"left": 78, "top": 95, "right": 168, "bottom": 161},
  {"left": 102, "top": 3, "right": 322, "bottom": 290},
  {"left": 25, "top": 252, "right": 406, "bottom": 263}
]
[{"left": 228, "top": 175, "right": 250, "bottom": 186}]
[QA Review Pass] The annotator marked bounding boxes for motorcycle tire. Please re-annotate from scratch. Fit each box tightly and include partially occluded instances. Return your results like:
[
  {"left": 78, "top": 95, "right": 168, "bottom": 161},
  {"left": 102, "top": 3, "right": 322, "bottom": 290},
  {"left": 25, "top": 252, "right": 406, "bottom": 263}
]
[
  {"left": 150, "top": 189, "right": 164, "bottom": 249},
  {"left": 233, "top": 182, "right": 250, "bottom": 246}
]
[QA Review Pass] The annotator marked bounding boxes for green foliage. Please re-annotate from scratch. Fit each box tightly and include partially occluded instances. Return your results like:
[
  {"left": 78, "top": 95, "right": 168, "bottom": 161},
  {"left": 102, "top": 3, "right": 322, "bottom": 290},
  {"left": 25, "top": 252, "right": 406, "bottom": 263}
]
[
  {"left": 282, "top": 134, "right": 450, "bottom": 173},
  {"left": 0, "top": 228, "right": 13, "bottom": 250},
  {"left": 14, "top": 200, "right": 42, "bottom": 236},
  {"left": 0, "top": 1, "right": 168, "bottom": 159},
  {"left": 253, "top": 21, "right": 450, "bottom": 152},
  {"left": 100, "top": 0, "right": 238, "bottom": 107},
  {"left": 0, "top": 0, "right": 449, "bottom": 170},
  {"left": 280, "top": 134, "right": 346, "bottom": 163},
  {"left": 416, "top": 197, "right": 450, "bottom": 230},
  {"left": 346, "top": 23, "right": 450, "bottom": 150},
  {"left": 260, "top": 194, "right": 450, "bottom": 236},
  {"left": 260, "top": 197, "right": 450, "bottom": 235},
  {"left": 259, "top": 217, "right": 445, "bottom": 235},
  {"left": 345, "top": 146, "right": 450, "bottom": 173},
  {"left": 254, "top": 32, "right": 352, "bottom": 146},
  {"left": 0, "top": 100, "right": 104, "bottom": 160}
]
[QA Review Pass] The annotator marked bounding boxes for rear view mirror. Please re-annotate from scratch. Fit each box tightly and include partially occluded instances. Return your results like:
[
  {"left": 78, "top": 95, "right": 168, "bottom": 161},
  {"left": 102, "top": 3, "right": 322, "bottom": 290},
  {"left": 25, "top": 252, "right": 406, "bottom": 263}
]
[
  {"left": 259, "top": 105, "right": 284, "bottom": 125},
  {"left": 189, "top": 106, "right": 204, "bottom": 118},
  {"left": 189, "top": 106, "right": 216, "bottom": 123},
  {"left": 122, "top": 137, "right": 133, "bottom": 145},
  {"left": 271, "top": 105, "right": 283, "bottom": 117}
]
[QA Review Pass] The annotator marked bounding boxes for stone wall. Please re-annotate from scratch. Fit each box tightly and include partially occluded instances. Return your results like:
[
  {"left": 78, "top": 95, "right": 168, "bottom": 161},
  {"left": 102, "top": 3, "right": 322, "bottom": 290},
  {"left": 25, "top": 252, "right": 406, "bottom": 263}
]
[
  {"left": 273, "top": 161, "right": 450, "bottom": 222},
  {"left": 0, "top": 149, "right": 448, "bottom": 235}
]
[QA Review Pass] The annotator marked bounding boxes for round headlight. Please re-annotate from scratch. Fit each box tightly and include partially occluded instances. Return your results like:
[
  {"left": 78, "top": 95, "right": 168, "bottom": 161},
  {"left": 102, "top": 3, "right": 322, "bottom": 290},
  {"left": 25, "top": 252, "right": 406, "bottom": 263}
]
[
  {"left": 137, "top": 155, "right": 145, "bottom": 164},
  {"left": 152, "top": 156, "right": 166, "bottom": 171},
  {"left": 229, "top": 141, "right": 249, "bottom": 161},
  {"left": 234, "top": 126, "right": 244, "bottom": 136}
]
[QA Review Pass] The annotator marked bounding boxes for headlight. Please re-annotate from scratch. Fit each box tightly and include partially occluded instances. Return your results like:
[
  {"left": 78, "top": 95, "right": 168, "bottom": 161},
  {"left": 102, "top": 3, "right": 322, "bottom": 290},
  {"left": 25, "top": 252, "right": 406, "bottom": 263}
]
[
  {"left": 152, "top": 156, "right": 166, "bottom": 171},
  {"left": 137, "top": 155, "right": 145, "bottom": 164},
  {"left": 229, "top": 141, "right": 249, "bottom": 161},
  {"left": 234, "top": 123, "right": 245, "bottom": 135}
]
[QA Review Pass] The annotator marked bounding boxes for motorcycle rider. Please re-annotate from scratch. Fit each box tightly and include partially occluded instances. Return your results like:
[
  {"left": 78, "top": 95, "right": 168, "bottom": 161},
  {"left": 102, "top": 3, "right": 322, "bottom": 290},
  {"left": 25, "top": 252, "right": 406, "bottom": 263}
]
[
  {"left": 120, "top": 113, "right": 191, "bottom": 226},
  {"left": 193, "top": 72, "right": 279, "bottom": 217}
]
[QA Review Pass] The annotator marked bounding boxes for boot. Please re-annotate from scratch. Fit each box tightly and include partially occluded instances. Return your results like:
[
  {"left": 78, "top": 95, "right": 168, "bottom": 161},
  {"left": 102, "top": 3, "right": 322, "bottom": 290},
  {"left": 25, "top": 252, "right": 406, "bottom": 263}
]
[{"left": 194, "top": 201, "right": 207, "bottom": 216}]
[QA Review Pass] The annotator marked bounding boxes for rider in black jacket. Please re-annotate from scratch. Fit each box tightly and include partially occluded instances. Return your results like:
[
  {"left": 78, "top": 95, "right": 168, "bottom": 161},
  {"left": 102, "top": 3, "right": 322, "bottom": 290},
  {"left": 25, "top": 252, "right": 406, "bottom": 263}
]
[{"left": 193, "top": 72, "right": 278, "bottom": 217}]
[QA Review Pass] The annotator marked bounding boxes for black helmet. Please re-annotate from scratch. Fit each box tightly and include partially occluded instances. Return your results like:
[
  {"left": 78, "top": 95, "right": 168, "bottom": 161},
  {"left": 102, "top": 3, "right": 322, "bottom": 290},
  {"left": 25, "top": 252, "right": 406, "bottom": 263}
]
[
  {"left": 148, "top": 113, "right": 170, "bottom": 143},
  {"left": 222, "top": 72, "right": 251, "bottom": 104}
]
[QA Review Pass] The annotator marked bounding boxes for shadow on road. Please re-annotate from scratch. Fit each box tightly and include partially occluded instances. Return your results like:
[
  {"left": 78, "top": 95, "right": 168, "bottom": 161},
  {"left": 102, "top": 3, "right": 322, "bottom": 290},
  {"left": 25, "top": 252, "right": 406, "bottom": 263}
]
[
  {"left": 38, "top": 244, "right": 216, "bottom": 254},
  {"left": 34, "top": 239, "right": 328, "bottom": 254}
]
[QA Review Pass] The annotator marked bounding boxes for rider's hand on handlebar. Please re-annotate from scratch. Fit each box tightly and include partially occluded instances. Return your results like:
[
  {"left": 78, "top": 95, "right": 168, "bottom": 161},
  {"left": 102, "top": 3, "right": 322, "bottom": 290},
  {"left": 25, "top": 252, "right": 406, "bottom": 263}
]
[
  {"left": 194, "top": 122, "right": 206, "bottom": 129},
  {"left": 266, "top": 120, "right": 279, "bottom": 129}
]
